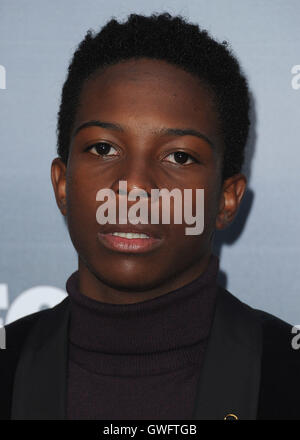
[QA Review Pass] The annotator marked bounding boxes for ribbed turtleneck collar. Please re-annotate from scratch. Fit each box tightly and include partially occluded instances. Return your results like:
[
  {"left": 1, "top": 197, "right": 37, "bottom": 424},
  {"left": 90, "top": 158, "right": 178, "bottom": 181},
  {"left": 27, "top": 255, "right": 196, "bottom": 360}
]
[{"left": 66, "top": 254, "right": 219, "bottom": 362}]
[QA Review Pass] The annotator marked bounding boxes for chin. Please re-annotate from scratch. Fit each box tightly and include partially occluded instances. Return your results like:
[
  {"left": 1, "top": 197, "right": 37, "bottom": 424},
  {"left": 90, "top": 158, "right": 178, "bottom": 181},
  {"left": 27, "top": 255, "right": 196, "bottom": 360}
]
[{"left": 91, "top": 262, "right": 167, "bottom": 293}]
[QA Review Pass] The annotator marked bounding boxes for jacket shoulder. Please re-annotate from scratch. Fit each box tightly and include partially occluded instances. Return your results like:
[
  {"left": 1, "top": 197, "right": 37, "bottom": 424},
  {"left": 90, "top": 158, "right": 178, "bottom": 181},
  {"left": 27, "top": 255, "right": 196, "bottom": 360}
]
[
  {"left": 251, "top": 304, "right": 299, "bottom": 362},
  {"left": 0, "top": 298, "right": 69, "bottom": 420},
  {"left": 0, "top": 309, "right": 48, "bottom": 419},
  {"left": 4, "top": 308, "right": 51, "bottom": 347},
  {"left": 4, "top": 296, "right": 69, "bottom": 348},
  {"left": 220, "top": 288, "right": 300, "bottom": 419},
  {"left": 254, "top": 307, "right": 300, "bottom": 419},
  {"left": 219, "top": 286, "right": 296, "bottom": 347}
]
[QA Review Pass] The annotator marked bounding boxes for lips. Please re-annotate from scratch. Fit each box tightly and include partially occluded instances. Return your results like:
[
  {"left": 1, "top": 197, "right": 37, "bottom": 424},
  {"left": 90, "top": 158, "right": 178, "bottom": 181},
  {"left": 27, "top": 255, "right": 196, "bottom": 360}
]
[
  {"left": 97, "top": 224, "right": 162, "bottom": 254},
  {"left": 98, "top": 223, "right": 163, "bottom": 239}
]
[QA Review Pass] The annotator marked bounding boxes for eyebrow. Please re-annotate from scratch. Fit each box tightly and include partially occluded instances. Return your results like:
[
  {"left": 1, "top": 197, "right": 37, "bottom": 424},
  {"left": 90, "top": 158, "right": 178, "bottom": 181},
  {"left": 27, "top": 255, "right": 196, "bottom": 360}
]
[{"left": 72, "top": 119, "right": 215, "bottom": 149}]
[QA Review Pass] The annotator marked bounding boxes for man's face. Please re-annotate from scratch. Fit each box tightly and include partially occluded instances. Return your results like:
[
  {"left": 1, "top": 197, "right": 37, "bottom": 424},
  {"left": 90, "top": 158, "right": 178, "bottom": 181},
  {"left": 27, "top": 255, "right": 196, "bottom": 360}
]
[{"left": 52, "top": 58, "right": 241, "bottom": 292}]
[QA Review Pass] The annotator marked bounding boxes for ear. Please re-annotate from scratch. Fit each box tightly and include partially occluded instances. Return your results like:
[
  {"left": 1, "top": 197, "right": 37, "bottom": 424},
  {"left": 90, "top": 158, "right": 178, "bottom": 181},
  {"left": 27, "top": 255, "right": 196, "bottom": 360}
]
[
  {"left": 51, "top": 157, "right": 67, "bottom": 216},
  {"left": 216, "top": 173, "right": 247, "bottom": 230}
]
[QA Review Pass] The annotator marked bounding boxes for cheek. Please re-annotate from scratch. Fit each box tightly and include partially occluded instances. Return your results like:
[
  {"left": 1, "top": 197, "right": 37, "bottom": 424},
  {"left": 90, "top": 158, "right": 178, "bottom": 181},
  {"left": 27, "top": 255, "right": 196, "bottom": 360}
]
[
  {"left": 200, "top": 169, "right": 223, "bottom": 225},
  {"left": 65, "top": 171, "right": 101, "bottom": 245},
  {"left": 204, "top": 187, "right": 221, "bottom": 228},
  {"left": 165, "top": 190, "right": 218, "bottom": 256},
  {"left": 182, "top": 183, "right": 221, "bottom": 236}
]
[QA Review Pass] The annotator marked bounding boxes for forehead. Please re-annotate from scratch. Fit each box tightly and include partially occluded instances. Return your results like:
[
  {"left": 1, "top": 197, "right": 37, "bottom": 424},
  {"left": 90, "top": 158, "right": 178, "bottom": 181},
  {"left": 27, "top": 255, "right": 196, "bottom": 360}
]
[{"left": 73, "top": 58, "right": 221, "bottom": 147}]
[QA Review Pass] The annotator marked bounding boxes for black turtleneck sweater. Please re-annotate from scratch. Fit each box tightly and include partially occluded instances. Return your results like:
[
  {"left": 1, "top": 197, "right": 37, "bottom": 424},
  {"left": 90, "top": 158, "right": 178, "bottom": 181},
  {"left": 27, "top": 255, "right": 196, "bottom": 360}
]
[{"left": 65, "top": 255, "right": 219, "bottom": 420}]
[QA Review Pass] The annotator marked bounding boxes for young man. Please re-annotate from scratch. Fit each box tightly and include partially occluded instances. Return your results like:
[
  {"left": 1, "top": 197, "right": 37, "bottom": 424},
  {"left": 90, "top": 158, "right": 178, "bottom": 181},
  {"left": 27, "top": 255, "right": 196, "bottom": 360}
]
[{"left": 1, "top": 12, "right": 299, "bottom": 420}]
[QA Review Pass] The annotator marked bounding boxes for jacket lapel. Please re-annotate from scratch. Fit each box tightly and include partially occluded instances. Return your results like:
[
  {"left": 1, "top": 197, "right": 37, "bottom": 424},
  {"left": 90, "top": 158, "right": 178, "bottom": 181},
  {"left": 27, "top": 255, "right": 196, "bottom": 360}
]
[
  {"left": 11, "top": 297, "right": 70, "bottom": 420},
  {"left": 192, "top": 287, "right": 263, "bottom": 420}
]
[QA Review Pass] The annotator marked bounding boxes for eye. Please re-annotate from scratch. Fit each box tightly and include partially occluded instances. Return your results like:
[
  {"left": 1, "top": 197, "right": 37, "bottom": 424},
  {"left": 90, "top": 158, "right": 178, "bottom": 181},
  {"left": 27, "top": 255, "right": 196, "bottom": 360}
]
[
  {"left": 86, "top": 142, "right": 118, "bottom": 157},
  {"left": 164, "top": 151, "right": 197, "bottom": 165}
]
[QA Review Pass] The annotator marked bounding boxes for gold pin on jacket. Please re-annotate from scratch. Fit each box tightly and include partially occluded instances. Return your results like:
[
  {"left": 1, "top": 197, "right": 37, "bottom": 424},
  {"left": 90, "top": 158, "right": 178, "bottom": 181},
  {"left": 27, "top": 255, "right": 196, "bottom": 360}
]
[{"left": 224, "top": 413, "right": 239, "bottom": 420}]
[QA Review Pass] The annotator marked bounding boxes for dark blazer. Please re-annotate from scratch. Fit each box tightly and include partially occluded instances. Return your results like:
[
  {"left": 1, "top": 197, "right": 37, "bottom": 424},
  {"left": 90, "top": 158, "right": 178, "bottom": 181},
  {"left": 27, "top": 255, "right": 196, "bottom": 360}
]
[{"left": 1, "top": 286, "right": 299, "bottom": 420}]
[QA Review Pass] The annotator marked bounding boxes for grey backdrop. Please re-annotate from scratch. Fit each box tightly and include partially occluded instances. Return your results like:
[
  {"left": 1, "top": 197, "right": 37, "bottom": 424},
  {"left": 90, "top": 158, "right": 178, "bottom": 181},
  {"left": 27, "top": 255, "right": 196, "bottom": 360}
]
[{"left": 0, "top": 0, "right": 299, "bottom": 326}]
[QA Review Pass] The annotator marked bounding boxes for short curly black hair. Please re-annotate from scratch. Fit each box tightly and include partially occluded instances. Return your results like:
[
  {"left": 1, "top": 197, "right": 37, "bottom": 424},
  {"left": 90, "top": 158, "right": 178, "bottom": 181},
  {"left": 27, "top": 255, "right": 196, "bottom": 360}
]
[{"left": 57, "top": 12, "right": 250, "bottom": 180}]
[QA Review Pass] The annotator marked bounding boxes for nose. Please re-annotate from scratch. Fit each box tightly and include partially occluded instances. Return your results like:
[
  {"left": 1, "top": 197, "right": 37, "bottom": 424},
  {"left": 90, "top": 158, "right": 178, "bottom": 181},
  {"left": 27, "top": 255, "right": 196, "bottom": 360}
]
[
  {"left": 118, "top": 184, "right": 149, "bottom": 198},
  {"left": 111, "top": 160, "right": 156, "bottom": 199}
]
